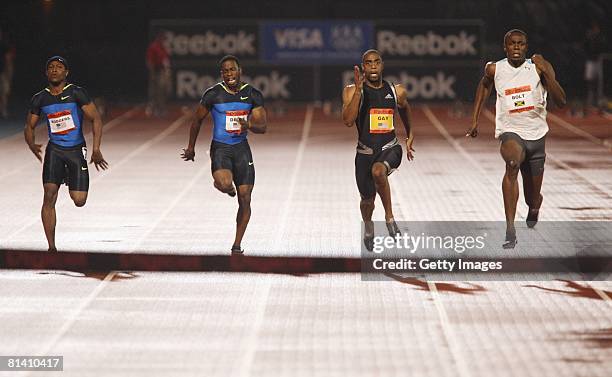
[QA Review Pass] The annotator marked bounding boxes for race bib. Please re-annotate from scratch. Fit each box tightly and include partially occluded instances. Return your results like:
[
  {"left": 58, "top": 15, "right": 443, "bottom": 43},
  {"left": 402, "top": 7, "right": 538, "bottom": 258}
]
[
  {"left": 225, "top": 110, "right": 249, "bottom": 134},
  {"left": 369, "top": 109, "right": 394, "bottom": 134},
  {"left": 504, "top": 85, "right": 535, "bottom": 114},
  {"left": 48, "top": 110, "right": 76, "bottom": 134}
]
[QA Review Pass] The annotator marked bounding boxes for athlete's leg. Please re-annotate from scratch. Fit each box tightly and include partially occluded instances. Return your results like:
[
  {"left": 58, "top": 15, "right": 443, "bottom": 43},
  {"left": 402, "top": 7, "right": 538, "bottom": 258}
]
[
  {"left": 356, "top": 153, "right": 376, "bottom": 250},
  {"left": 65, "top": 146, "right": 90, "bottom": 207},
  {"left": 360, "top": 196, "right": 375, "bottom": 223},
  {"left": 522, "top": 173, "right": 543, "bottom": 228},
  {"left": 232, "top": 184, "right": 253, "bottom": 251},
  {"left": 360, "top": 196, "right": 375, "bottom": 251},
  {"left": 500, "top": 137, "right": 526, "bottom": 247},
  {"left": 41, "top": 183, "right": 60, "bottom": 251},
  {"left": 522, "top": 138, "right": 545, "bottom": 228},
  {"left": 372, "top": 161, "right": 400, "bottom": 236},
  {"left": 212, "top": 169, "right": 236, "bottom": 197},
  {"left": 372, "top": 162, "right": 394, "bottom": 221}
]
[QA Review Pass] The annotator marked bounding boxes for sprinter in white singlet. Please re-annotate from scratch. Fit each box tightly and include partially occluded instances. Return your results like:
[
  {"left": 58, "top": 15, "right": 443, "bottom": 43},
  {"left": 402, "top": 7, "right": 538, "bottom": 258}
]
[{"left": 466, "top": 29, "right": 566, "bottom": 248}]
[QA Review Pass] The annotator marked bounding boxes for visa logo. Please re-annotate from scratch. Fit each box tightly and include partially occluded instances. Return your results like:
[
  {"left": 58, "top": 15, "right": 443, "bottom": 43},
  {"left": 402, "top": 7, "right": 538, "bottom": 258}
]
[{"left": 274, "top": 28, "right": 324, "bottom": 49}]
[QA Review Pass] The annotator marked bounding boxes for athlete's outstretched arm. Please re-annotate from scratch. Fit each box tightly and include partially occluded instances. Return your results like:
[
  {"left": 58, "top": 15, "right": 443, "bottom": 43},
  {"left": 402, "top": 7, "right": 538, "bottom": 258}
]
[
  {"left": 394, "top": 84, "right": 415, "bottom": 161},
  {"left": 82, "top": 103, "right": 108, "bottom": 170},
  {"left": 467, "top": 62, "right": 496, "bottom": 138},
  {"left": 531, "top": 54, "right": 566, "bottom": 108},
  {"left": 24, "top": 112, "right": 42, "bottom": 162},
  {"left": 181, "top": 104, "right": 209, "bottom": 161},
  {"left": 239, "top": 106, "right": 267, "bottom": 134},
  {"left": 341, "top": 66, "right": 364, "bottom": 127}
]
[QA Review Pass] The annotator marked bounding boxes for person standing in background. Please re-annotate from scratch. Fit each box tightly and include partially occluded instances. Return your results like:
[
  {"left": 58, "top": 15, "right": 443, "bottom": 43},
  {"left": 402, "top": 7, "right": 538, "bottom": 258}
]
[
  {"left": 145, "top": 31, "right": 171, "bottom": 117},
  {"left": 584, "top": 20, "right": 606, "bottom": 114},
  {"left": 0, "top": 27, "right": 15, "bottom": 119}
]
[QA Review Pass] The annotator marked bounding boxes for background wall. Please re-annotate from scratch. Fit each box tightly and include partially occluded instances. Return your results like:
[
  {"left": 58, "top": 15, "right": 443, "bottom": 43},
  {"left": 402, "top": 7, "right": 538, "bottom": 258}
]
[{"left": 0, "top": 0, "right": 609, "bottom": 105}]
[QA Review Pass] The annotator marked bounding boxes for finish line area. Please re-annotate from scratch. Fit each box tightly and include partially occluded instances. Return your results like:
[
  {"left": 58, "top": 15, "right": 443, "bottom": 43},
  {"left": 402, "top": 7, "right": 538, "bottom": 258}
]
[{"left": 0, "top": 104, "right": 610, "bottom": 376}]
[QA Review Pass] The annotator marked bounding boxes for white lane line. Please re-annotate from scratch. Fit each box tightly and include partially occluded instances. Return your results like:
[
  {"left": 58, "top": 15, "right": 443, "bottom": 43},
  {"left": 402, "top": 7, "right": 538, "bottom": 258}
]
[
  {"left": 546, "top": 158, "right": 612, "bottom": 199},
  {"left": 587, "top": 284, "right": 612, "bottom": 303},
  {"left": 546, "top": 112, "right": 612, "bottom": 151},
  {"left": 127, "top": 163, "right": 207, "bottom": 253},
  {"left": 2, "top": 114, "right": 189, "bottom": 245},
  {"left": 0, "top": 106, "right": 139, "bottom": 182},
  {"left": 23, "top": 272, "right": 117, "bottom": 377},
  {"left": 0, "top": 296, "right": 238, "bottom": 302},
  {"left": 422, "top": 105, "right": 526, "bottom": 217},
  {"left": 387, "top": 144, "right": 472, "bottom": 377},
  {"left": 483, "top": 109, "right": 611, "bottom": 199},
  {"left": 0, "top": 130, "right": 25, "bottom": 143},
  {"left": 239, "top": 277, "right": 272, "bottom": 377},
  {"left": 428, "top": 281, "right": 473, "bottom": 377},
  {"left": 238, "top": 105, "right": 314, "bottom": 377},
  {"left": 94, "top": 114, "right": 188, "bottom": 180},
  {"left": 34, "top": 166, "right": 207, "bottom": 354},
  {"left": 100, "top": 106, "right": 141, "bottom": 133},
  {"left": 23, "top": 118, "right": 203, "bottom": 363},
  {"left": 271, "top": 104, "right": 314, "bottom": 247},
  {"left": 594, "top": 289, "right": 612, "bottom": 302},
  {"left": 422, "top": 106, "right": 494, "bottom": 177}
]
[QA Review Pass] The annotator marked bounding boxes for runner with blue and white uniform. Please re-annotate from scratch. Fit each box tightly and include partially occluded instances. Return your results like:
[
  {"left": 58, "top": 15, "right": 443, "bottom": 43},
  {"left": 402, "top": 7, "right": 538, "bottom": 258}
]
[{"left": 181, "top": 55, "right": 267, "bottom": 254}]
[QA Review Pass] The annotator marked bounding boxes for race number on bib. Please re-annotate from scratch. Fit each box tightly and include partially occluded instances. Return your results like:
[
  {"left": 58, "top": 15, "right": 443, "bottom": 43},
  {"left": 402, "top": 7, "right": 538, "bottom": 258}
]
[
  {"left": 225, "top": 110, "right": 249, "bottom": 134},
  {"left": 504, "top": 85, "right": 535, "bottom": 114},
  {"left": 48, "top": 110, "right": 76, "bottom": 134},
  {"left": 369, "top": 109, "right": 394, "bottom": 134}
]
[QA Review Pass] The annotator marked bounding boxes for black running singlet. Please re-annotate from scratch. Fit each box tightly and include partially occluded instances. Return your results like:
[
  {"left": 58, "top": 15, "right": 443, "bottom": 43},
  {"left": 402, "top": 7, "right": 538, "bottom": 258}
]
[{"left": 355, "top": 80, "right": 398, "bottom": 149}]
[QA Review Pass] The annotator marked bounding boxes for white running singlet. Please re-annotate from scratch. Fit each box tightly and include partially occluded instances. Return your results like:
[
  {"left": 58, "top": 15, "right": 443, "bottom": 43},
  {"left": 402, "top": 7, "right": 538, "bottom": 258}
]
[{"left": 494, "top": 58, "right": 548, "bottom": 140}]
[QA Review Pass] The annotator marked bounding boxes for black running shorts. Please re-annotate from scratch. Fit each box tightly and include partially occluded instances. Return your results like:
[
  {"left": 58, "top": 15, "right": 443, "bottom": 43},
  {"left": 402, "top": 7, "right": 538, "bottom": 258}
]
[
  {"left": 499, "top": 132, "right": 546, "bottom": 176},
  {"left": 210, "top": 140, "right": 255, "bottom": 187},
  {"left": 43, "top": 142, "right": 89, "bottom": 191},
  {"left": 355, "top": 143, "right": 402, "bottom": 199}
]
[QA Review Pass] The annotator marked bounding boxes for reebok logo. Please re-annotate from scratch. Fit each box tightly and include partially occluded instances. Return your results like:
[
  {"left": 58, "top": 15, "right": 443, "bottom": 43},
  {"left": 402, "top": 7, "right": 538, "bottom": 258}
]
[
  {"left": 343, "top": 70, "right": 457, "bottom": 99},
  {"left": 377, "top": 30, "right": 478, "bottom": 57},
  {"left": 166, "top": 31, "right": 256, "bottom": 56},
  {"left": 177, "top": 70, "right": 290, "bottom": 99}
]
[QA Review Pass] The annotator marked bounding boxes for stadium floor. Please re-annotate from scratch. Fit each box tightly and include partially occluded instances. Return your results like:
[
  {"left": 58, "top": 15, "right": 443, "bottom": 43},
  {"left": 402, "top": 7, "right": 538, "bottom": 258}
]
[{"left": 0, "top": 104, "right": 610, "bottom": 376}]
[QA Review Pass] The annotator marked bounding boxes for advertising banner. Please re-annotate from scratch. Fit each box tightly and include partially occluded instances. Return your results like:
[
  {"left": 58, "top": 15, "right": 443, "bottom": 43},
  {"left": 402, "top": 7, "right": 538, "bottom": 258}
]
[
  {"left": 150, "top": 20, "right": 259, "bottom": 66},
  {"left": 375, "top": 20, "right": 484, "bottom": 62},
  {"left": 321, "top": 65, "right": 482, "bottom": 101},
  {"left": 174, "top": 66, "right": 315, "bottom": 101},
  {"left": 260, "top": 20, "right": 374, "bottom": 64},
  {"left": 154, "top": 19, "right": 484, "bottom": 102},
  {"left": 174, "top": 65, "right": 481, "bottom": 102}
]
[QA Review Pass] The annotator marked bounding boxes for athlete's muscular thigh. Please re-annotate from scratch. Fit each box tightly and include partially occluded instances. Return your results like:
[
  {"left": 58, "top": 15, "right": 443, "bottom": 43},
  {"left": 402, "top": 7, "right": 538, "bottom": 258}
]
[
  {"left": 500, "top": 139, "right": 525, "bottom": 168},
  {"left": 213, "top": 169, "right": 233, "bottom": 190}
]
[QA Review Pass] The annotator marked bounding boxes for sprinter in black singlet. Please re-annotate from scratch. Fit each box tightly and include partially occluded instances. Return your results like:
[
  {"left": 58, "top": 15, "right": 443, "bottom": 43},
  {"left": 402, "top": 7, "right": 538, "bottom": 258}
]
[{"left": 342, "top": 49, "right": 415, "bottom": 251}]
